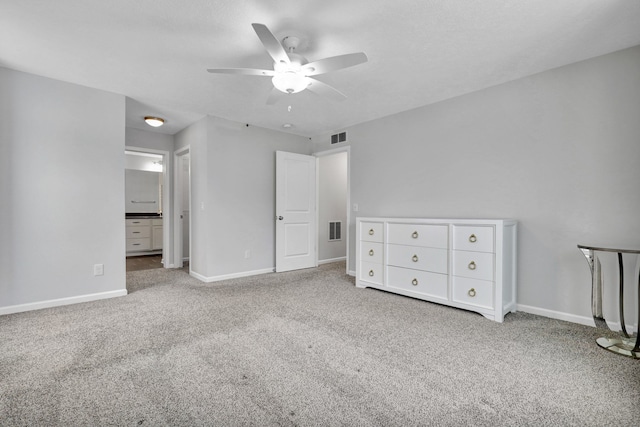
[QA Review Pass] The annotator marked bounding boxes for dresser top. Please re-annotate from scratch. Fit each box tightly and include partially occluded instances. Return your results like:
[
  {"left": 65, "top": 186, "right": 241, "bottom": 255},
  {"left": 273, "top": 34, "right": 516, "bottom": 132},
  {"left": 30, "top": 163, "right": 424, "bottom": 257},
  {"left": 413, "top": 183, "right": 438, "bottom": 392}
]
[{"left": 356, "top": 217, "right": 517, "bottom": 225}]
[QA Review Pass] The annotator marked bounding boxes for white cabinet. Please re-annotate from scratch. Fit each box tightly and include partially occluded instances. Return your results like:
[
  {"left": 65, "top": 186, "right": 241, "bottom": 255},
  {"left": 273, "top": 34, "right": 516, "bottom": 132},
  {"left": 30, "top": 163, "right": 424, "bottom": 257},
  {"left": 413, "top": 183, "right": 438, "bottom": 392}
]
[
  {"left": 126, "top": 218, "right": 163, "bottom": 255},
  {"left": 356, "top": 217, "right": 517, "bottom": 322},
  {"left": 152, "top": 218, "right": 163, "bottom": 250}
]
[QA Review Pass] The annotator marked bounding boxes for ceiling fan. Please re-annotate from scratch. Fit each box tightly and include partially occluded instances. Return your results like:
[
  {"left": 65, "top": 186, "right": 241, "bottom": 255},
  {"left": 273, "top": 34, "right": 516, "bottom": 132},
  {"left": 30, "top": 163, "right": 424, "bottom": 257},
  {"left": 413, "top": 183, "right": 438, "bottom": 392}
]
[{"left": 207, "top": 23, "right": 368, "bottom": 104}]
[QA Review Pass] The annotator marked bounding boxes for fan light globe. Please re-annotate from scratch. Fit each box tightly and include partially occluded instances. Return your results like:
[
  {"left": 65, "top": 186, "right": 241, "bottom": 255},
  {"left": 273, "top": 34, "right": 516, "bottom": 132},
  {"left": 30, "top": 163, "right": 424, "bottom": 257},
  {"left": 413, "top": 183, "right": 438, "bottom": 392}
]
[{"left": 272, "top": 71, "right": 310, "bottom": 94}]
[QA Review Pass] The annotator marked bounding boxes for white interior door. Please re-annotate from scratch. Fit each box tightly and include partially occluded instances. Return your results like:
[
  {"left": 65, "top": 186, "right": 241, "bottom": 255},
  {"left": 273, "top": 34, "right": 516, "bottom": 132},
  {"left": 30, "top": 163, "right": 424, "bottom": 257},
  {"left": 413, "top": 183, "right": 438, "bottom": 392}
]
[{"left": 276, "top": 151, "right": 317, "bottom": 272}]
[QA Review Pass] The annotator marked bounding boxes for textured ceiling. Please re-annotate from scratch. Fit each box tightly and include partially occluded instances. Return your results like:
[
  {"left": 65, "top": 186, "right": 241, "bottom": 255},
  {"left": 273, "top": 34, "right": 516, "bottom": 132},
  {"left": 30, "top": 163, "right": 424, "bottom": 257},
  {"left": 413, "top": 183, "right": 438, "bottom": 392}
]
[{"left": 1, "top": 0, "right": 640, "bottom": 137}]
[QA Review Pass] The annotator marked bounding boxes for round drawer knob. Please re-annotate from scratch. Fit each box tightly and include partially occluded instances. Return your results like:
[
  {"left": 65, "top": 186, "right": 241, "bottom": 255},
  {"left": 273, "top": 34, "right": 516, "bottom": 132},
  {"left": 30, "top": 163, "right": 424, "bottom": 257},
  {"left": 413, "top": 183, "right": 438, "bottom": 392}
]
[
  {"left": 412, "top": 254, "right": 419, "bottom": 262},
  {"left": 411, "top": 231, "right": 419, "bottom": 239},
  {"left": 369, "top": 249, "right": 374, "bottom": 256},
  {"left": 469, "top": 234, "right": 477, "bottom": 243},
  {"left": 411, "top": 278, "right": 418, "bottom": 286},
  {"left": 369, "top": 229, "right": 374, "bottom": 236},
  {"left": 468, "top": 288, "right": 476, "bottom": 297},
  {"left": 468, "top": 261, "right": 476, "bottom": 270},
  {"left": 369, "top": 270, "right": 374, "bottom": 277}
]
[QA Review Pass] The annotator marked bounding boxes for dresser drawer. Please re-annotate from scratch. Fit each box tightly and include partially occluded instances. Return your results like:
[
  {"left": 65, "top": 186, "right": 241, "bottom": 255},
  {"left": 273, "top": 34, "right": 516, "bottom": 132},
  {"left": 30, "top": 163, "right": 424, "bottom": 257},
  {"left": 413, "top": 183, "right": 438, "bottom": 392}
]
[
  {"left": 387, "top": 244, "right": 448, "bottom": 274},
  {"left": 126, "top": 226, "right": 151, "bottom": 238},
  {"left": 360, "top": 221, "right": 384, "bottom": 243},
  {"left": 387, "top": 223, "right": 448, "bottom": 249},
  {"left": 126, "top": 238, "right": 151, "bottom": 251},
  {"left": 453, "top": 225, "right": 494, "bottom": 253},
  {"left": 360, "top": 242, "right": 383, "bottom": 264},
  {"left": 452, "top": 277, "right": 494, "bottom": 309},
  {"left": 453, "top": 250, "right": 494, "bottom": 281},
  {"left": 387, "top": 266, "right": 448, "bottom": 300},
  {"left": 126, "top": 218, "right": 151, "bottom": 226},
  {"left": 360, "top": 261, "right": 384, "bottom": 285}
]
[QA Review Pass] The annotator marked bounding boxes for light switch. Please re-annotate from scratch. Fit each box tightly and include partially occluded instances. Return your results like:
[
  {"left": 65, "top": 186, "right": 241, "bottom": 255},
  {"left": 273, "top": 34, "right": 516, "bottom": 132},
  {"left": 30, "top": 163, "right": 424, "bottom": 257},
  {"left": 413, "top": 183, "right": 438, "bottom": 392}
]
[{"left": 93, "top": 264, "right": 104, "bottom": 276}]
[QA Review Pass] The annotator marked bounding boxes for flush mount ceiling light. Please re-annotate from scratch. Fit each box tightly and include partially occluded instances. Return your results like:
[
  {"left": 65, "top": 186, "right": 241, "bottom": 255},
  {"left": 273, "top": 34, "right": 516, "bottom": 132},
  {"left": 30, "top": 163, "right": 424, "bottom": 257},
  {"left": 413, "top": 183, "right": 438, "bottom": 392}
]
[{"left": 144, "top": 116, "right": 165, "bottom": 127}]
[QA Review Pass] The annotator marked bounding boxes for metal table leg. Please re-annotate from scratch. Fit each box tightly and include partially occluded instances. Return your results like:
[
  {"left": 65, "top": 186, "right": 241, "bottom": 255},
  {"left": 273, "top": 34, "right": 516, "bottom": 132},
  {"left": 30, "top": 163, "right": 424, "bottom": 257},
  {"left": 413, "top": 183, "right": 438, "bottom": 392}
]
[{"left": 579, "top": 245, "right": 640, "bottom": 359}]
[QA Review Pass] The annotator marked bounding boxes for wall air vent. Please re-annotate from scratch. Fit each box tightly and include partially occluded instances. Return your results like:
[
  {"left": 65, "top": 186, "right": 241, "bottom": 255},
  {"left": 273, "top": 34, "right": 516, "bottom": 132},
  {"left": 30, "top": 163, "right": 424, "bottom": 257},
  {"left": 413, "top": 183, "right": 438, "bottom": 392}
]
[
  {"left": 329, "top": 221, "right": 342, "bottom": 241},
  {"left": 330, "top": 131, "right": 347, "bottom": 144}
]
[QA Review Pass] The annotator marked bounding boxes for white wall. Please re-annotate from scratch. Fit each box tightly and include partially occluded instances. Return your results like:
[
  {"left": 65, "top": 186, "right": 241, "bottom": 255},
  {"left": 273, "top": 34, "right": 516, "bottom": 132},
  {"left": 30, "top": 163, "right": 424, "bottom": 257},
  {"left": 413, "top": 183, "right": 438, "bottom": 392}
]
[
  {"left": 318, "top": 151, "right": 348, "bottom": 262},
  {"left": 312, "top": 46, "right": 640, "bottom": 324},
  {"left": 125, "top": 127, "right": 174, "bottom": 152},
  {"left": 0, "top": 67, "right": 126, "bottom": 311},
  {"left": 124, "top": 169, "right": 161, "bottom": 213},
  {"left": 175, "top": 116, "right": 312, "bottom": 279}
]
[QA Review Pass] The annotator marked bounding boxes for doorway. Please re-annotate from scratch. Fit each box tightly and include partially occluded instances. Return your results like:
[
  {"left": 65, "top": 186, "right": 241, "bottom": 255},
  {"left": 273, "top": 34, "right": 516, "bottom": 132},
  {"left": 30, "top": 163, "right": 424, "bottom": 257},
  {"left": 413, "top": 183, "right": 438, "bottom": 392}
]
[
  {"left": 174, "top": 147, "right": 191, "bottom": 271},
  {"left": 124, "top": 147, "right": 171, "bottom": 271},
  {"left": 315, "top": 147, "right": 350, "bottom": 274},
  {"left": 274, "top": 148, "right": 350, "bottom": 275}
]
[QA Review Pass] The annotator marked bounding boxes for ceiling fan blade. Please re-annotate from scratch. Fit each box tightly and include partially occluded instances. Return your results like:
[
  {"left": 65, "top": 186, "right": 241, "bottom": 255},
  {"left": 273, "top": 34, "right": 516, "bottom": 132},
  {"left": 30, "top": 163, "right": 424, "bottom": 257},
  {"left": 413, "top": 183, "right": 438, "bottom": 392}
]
[
  {"left": 306, "top": 78, "right": 347, "bottom": 102},
  {"left": 251, "top": 23, "right": 290, "bottom": 65},
  {"left": 302, "top": 52, "right": 368, "bottom": 76},
  {"left": 207, "top": 68, "right": 274, "bottom": 76},
  {"left": 266, "top": 87, "right": 282, "bottom": 105}
]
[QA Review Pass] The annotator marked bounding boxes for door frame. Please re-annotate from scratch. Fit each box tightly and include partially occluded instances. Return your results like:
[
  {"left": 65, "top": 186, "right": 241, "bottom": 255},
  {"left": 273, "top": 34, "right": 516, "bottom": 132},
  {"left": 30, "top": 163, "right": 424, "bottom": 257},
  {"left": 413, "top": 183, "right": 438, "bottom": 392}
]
[
  {"left": 173, "top": 146, "right": 191, "bottom": 271},
  {"left": 125, "top": 146, "right": 172, "bottom": 267},
  {"left": 313, "top": 145, "right": 351, "bottom": 276}
]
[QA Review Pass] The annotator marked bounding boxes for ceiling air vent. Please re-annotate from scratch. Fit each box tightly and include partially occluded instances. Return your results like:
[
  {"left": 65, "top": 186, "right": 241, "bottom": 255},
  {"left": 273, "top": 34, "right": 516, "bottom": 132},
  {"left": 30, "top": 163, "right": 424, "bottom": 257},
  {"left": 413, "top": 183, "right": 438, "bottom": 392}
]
[{"left": 330, "top": 131, "right": 347, "bottom": 144}]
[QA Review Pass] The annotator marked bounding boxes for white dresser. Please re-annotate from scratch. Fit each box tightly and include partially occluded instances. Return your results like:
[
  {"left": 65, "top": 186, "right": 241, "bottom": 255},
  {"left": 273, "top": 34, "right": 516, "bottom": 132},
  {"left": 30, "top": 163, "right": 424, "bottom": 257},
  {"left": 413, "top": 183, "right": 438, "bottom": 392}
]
[{"left": 356, "top": 217, "right": 517, "bottom": 322}]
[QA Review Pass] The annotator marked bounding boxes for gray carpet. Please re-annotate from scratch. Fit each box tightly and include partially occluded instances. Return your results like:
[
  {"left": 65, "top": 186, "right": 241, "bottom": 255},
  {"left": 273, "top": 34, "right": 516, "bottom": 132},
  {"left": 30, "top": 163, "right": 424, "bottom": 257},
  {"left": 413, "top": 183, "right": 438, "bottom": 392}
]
[{"left": 1, "top": 262, "right": 638, "bottom": 426}]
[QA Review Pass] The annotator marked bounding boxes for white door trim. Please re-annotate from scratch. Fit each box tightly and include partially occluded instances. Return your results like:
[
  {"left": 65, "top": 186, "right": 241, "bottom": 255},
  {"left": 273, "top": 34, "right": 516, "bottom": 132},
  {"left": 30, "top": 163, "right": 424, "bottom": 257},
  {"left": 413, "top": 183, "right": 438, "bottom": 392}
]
[
  {"left": 173, "top": 146, "right": 191, "bottom": 271},
  {"left": 125, "top": 145, "right": 172, "bottom": 268},
  {"left": 313, "top": 145, "right": 351, "bottom": 276}
]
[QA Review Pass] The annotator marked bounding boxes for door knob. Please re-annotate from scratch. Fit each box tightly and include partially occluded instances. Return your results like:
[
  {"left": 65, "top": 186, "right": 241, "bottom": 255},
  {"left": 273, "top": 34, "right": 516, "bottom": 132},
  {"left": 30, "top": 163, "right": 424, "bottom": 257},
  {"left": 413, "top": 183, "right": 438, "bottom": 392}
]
[{"left": 277, "top": 216, "right": 284, "bottom": 220}]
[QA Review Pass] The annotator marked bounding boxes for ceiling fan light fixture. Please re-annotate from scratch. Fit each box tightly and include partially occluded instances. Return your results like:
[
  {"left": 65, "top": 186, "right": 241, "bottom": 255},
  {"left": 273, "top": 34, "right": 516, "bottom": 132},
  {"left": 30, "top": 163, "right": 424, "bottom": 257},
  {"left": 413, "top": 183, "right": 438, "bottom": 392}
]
[
  {"left": 144, "top": 116, "right": 165, "bottom": 127},
  {"left": 272, "top": 71, "right": 310, "bottom": 94},
  {"left": 207, "top": 23, "right": 368, "bottom": 104}
]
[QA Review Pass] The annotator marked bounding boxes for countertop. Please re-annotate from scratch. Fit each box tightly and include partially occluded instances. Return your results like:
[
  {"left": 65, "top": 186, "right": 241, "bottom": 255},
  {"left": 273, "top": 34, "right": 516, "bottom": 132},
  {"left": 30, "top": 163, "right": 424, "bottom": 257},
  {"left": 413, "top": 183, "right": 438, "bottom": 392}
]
[{"left": 126, "top": 213, "right": 162, "bottom": 219}]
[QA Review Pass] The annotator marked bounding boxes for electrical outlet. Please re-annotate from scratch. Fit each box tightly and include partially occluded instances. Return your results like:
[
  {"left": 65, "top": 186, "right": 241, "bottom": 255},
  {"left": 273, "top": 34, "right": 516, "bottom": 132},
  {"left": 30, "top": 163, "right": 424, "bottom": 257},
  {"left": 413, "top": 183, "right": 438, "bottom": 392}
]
[
  {"left": 353, "top": 203, "right": 359, "bottom": 212},
  {"left": 93, "top": 264, "right": 104, "bottom": 276},
  {"left": 244, "top": 250, "right": 251, "bottom": 259}
]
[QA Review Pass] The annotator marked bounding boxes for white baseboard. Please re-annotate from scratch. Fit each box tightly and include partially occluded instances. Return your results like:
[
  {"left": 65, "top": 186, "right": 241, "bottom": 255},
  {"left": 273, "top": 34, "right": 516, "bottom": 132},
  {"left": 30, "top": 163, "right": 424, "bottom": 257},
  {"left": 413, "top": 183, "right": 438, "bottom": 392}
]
[
  {"left": 0, "top": 289, "right": 128, "bottom": 316},
  {"left": 190, "top": 268, "right": 275, "bottom": 283},
  {"left": 517, "top": 304, "right": 594, "bottom": 327},
  {"left": 318, "top": 256, "right": 346, "bottom": 265},
  {"left": 516, "top": 304, "right": 637, "bottom": 332},
  {"left": 189, "top": 270, "right": 208, "bottom": 282},
  {"left": 348, "top": 270, "right": 356, "bottom": 277}
]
